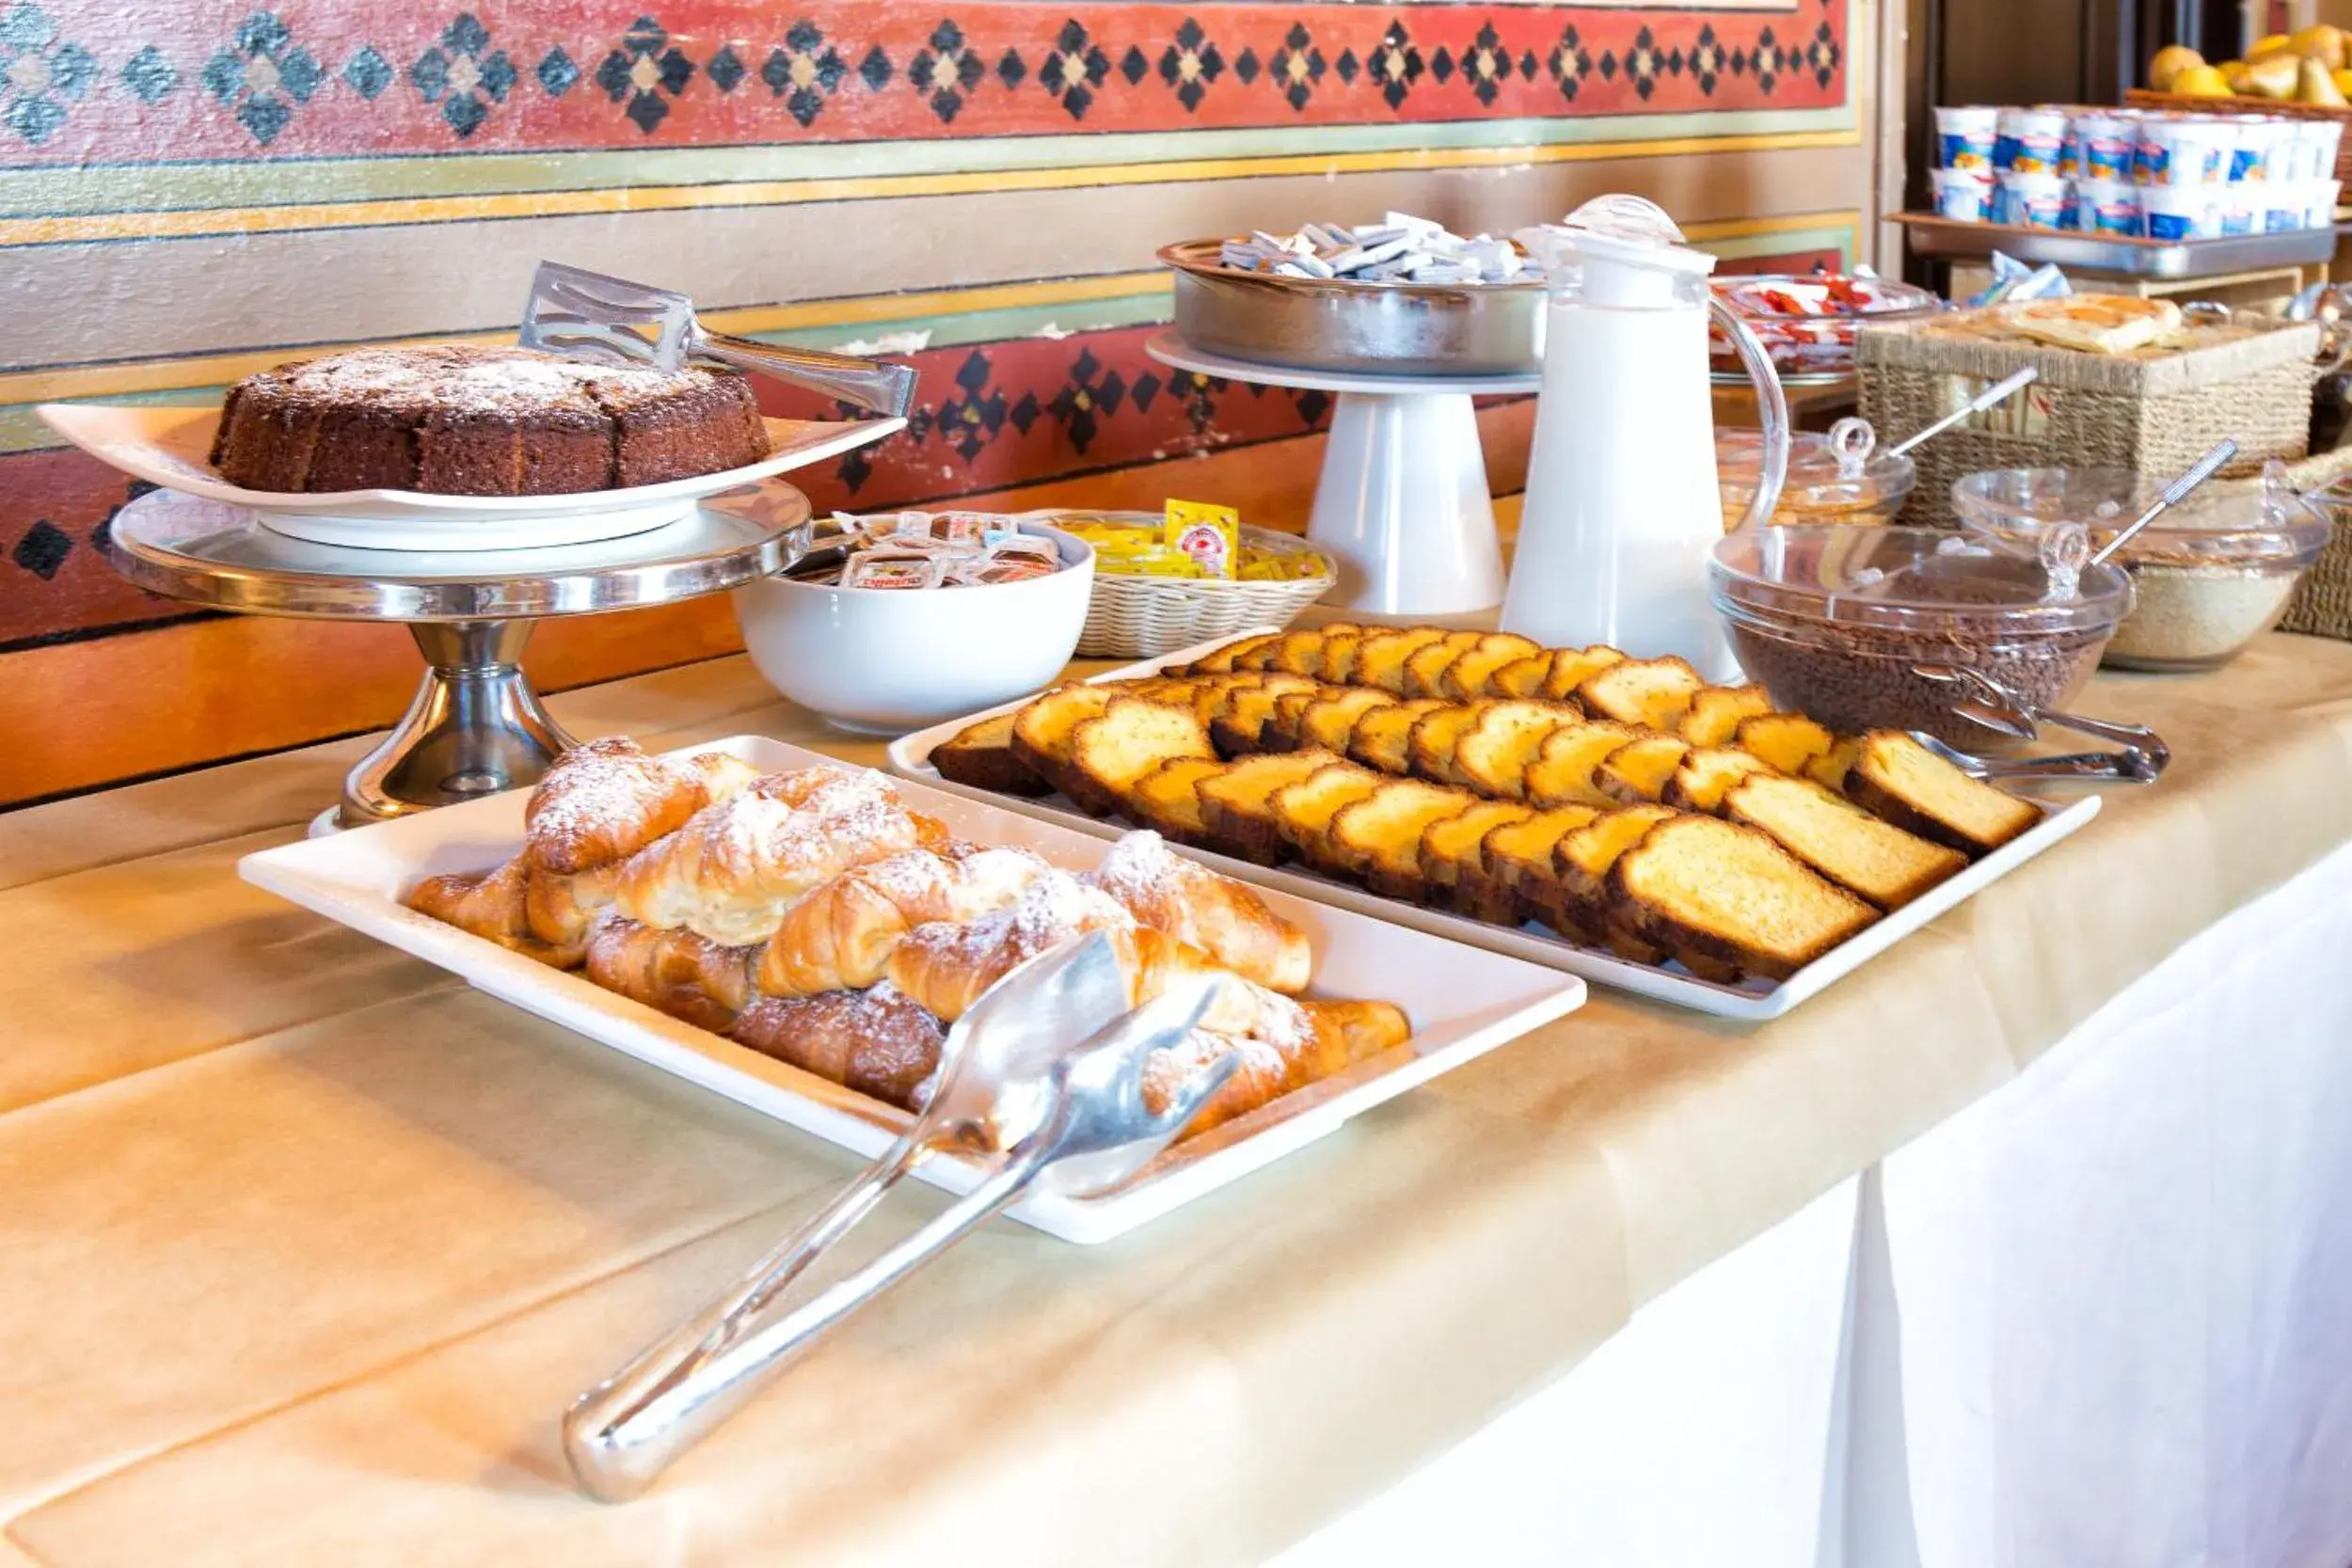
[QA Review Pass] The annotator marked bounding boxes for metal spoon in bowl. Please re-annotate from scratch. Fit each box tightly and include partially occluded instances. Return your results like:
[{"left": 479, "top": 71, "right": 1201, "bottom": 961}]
[
  {"left": 1883, "top": 366, "right": 2041, "bottom": 459},
  {"left": 2084, "top": 437, "right": 2238, "bottom": 569}
]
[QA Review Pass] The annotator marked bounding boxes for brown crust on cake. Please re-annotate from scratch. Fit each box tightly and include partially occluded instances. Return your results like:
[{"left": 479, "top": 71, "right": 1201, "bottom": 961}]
[{"left": 209, "top": 343, "right": 770, "bottom": 497}]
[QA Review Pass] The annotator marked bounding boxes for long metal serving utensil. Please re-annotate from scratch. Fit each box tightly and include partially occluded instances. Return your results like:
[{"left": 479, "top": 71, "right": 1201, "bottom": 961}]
[
  {"left": 2085, "top": 437, "right": 2238, "bottom": 568},
  {"left": 562, "top": 931, "right": 1236, "bottom": 1502},
  {"left": 1907, "top": 663, "right": 2169, "bottom": 784},
  {"left": 519, "top": 261, "right": 918, "bottom": 419},
  {"left": 1884, "top": 367, "right": 2040, "bottom": 459}
]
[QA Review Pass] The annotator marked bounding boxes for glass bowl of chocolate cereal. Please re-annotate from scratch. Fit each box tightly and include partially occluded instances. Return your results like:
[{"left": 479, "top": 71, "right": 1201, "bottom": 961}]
[{"left": 1709, "top": 525, "right": 2133, "bottom": 747}]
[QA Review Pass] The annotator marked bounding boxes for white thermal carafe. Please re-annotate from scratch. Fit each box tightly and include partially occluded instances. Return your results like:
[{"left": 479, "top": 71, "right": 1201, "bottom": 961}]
[{"left": 1502, "top": 197, "right": 1788, "bottom": 681}]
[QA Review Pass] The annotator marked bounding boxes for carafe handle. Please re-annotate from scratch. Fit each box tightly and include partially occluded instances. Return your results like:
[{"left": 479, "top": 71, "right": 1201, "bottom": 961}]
[{"left": 1708, "top": 296, "right": 1789, "bottom": 532}]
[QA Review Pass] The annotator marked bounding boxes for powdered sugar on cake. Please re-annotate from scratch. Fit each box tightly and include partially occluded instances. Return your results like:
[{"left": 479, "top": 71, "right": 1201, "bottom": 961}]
[{"left": 282, "top": 344, "right": 707, "bottom": 417}]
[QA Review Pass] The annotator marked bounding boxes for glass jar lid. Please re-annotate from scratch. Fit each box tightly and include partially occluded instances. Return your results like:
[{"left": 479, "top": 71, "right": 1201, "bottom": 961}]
[
  {"left": 1951, "top": 464, "right": 2332, "bottom": 568},
  {"left": 1719, "top": 420, "right": 1916, "bottom": 515},
  {"left": 1708, "top": 524, "right": 2134, "bottom": 639}
]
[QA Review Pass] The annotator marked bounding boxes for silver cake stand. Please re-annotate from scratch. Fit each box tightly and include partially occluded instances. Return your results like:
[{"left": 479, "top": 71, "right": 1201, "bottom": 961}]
[{"left": 103, "top": 481, "right": 812, "bottom": 829}]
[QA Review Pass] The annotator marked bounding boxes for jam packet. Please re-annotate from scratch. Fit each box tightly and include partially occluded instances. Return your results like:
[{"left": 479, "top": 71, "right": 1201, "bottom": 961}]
[
  {"left": 1164, "top": 499, "right": 1240, "bottom": 579},
  {"left": 844, "top": 553, "right": 945, "bottom": 590}
]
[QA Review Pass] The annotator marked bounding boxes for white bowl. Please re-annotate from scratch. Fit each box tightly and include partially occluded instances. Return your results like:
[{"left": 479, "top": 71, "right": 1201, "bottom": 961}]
[{"left": 731, "top": 523, "right": 1094, "bottom": 733}]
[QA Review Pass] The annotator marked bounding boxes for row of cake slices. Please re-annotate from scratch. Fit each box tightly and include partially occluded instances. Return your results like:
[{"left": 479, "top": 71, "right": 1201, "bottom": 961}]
[
  {"left": 403, "top": 738, "right": 1407, "bottom": 1139},
  {"left": 930, "top": 634, "right": 2043, "bottom": 983}
]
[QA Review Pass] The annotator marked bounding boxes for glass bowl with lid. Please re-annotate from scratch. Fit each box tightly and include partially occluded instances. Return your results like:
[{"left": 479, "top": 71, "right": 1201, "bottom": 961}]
[
  {"left": 1718, "top": 420, "right": 1916, "bottom": 529},
  {"left": 1708, "top": 525, "right": 2134, "bottom": 746},
  {"left": 1951, "top": 464, "right": 2330, "bottom": 671}
]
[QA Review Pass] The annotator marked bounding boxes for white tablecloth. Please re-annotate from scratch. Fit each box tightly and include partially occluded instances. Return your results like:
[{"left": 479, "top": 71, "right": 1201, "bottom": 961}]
[{"left": 1277, "top": 837, "right": 2352, "bottom": 1568}]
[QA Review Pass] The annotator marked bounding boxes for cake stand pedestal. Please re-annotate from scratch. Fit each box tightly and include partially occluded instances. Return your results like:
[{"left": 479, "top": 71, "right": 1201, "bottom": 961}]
[
  {"left": 1145, "top": 331, "right": 1538, "bottom": 619},
  {"left": 103, "top": 481, "right": 812, "bottom": 830}
]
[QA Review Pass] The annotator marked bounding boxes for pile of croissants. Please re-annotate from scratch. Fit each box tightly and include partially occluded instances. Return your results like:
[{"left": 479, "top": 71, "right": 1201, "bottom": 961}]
[{"left": 405, "top": 738, "right": 1408, "bottom": 1139}]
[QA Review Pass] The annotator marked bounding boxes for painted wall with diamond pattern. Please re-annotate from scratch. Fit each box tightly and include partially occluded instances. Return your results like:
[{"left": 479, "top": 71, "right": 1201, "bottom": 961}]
[{"left": 0, "top": 0, "right": 1876, "bottom": 805}]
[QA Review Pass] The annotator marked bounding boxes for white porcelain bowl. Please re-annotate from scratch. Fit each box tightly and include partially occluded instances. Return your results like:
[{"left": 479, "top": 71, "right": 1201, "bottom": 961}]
[{"left": 731, "top": 523, "right": 1094, "bottom": 733}]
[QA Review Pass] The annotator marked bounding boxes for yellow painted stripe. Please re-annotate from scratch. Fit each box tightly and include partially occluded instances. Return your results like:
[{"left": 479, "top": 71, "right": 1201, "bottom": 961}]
[
  {"left": 3, "top": 210, "right": 1860, "bottom": 405},
  {"left": 0, "top": 131, "right": 1860, "bottom": 248},
  {"left": 0, "top": 273, "right": 1173, "bottom": 404}
]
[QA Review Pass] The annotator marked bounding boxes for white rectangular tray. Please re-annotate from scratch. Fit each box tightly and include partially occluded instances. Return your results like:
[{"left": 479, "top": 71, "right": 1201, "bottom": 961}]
[
  {"left": 239, "top": 736, "right": 1586, "bottom": 1243},
  {"left": 885, "top": 630, "right": 2103, "bottom": 1021}
]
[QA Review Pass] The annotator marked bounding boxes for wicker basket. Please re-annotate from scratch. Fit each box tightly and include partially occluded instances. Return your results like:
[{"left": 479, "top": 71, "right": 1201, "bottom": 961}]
[
  {"left": 2276, "top": 445, "right": 2352, "bottom": 641},
  {"left": 1077, "top": 524, "right": 1334, "bottom": 658},
  {"left": 1858, "top": 310, "right": 2323, "bottom": 528}
]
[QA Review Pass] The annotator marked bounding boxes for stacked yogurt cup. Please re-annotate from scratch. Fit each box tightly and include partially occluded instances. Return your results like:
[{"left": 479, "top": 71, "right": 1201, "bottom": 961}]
[{"left": 1931, "top": 103, "right": 2340, "bottom": 237}]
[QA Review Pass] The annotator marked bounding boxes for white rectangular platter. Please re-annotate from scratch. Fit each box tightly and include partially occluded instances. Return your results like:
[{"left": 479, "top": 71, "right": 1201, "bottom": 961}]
[
  {"left": 886, "top": 630, "right": 2104, "bottom": 1022},
  {"left": 239, "top": 736, "right": 1586, "bottom": 1244}
]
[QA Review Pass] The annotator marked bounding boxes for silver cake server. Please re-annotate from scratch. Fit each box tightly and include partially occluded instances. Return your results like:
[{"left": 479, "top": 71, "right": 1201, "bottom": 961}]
[
  {"left": 518, "top": 261, "right": 918, "bottom": 419},
  {"left": 561, "top": 930, "right": 1236, "bottom": 1502}
]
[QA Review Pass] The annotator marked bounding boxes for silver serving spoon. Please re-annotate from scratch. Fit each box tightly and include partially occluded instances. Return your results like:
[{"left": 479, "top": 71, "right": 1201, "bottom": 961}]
[{"left": 562, "top": 930, "right": 1235, "bottom": 1502}]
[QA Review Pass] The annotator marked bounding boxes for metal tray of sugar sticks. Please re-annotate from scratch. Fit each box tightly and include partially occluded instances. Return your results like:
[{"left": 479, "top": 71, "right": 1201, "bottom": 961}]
[{"left": 1159, "top": 229, "right": 1545, "bottom": 378}]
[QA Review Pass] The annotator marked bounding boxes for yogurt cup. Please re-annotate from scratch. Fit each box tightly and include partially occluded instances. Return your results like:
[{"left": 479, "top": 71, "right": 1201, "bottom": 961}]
[
  {"left": 2217, "top": 184, "right": 2257, "bottom": 236},
  {"left": 1934, "top": 105, "right": 1998, "bottom": 173},
  {"left": 1932, "top": 166, "right": 1995, "bottom": 221},
  {"left": 2141, "top": 181, "right": 2221, "bottom": 241},
  {"left": 2222, "top": 115, "right": 2284, "bottom": 182},
  {"left": 2309, "top": 177, "right": 2343, "bottom": 228},
  {"left": 2306, "top": 119, "right": 2344, "bottom": 180},
  {"left": 2069, "top": 110, "right": 2137, "bottom": 181},
  {"left": 2265, "top": 179, "right": 2310, "bottom": 232},
  {"left": 2074, "top": 178, "right": 2143, "bottom": 236},
  {"left": 1996, "top": 105, "right": 2069, "bottom": 174},
  {"left": 2136, "top": 115, "right": 2231, "bottom": 186},
  {"left": 1999, "top": 170, "right": 2070, "bottom": 230}
]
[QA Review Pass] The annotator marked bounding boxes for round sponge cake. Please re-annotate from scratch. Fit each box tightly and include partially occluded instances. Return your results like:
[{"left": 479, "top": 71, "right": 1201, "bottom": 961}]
[{"left": 209, "top": 343, "right": 771, "bottom": 496}]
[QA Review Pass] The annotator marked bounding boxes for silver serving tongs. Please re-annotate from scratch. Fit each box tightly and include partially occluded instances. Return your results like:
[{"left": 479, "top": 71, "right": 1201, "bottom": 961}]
[
  {"left": 1907, "top": 663, "right": 2169, "bottom": 784},
  {"left": 562, "top": 931, "right": 1236, "bottom": 1502},
  {"left": 519, "top": 261, "right": 918, "bottom": 420}
]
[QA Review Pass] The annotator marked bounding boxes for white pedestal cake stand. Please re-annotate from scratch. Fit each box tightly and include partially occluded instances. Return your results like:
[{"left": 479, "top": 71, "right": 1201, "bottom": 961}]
[
  {"left": 1145, "top": 330, "right": 1537, "bottom": 619},
  {"left": 102, "top": 480, "right": 814, "bottom": 832}
]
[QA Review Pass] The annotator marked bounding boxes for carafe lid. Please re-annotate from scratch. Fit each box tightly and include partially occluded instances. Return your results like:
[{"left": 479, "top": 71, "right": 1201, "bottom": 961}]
[{"left": 1516, "top": 196, "right": 1716, "bottom": 308}]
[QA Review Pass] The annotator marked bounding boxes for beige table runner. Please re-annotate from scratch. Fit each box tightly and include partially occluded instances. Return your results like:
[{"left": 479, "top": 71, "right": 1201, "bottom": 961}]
[{"left": 6, "top": 636, "right": 2352, "bottom": 1566}]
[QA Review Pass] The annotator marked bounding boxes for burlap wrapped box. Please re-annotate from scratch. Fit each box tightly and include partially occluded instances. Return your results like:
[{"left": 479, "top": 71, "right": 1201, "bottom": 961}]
[{"left": 1858, "top": 310, "right": 2321, "bottom": 528}]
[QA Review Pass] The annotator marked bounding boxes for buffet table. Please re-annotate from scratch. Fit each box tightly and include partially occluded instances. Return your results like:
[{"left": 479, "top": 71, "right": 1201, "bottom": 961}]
[{"left": 5, "top": 633, "right": 2352, "bottom": 1566}]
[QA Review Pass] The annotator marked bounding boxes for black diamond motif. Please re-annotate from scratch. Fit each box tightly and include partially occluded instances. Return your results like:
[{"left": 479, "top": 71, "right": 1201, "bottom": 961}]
[
  {"left": 707, "top": 43, "right": 744, "bottom": 92},
  {"left": 1368, "top": 22, "right": 1421, "bottom": 109},
  {"left": 1119, "top": 45, "right": 1147, "bottom": 84},
  {"left": 1095, "top": 371, "right": 1125, "bottom": 417},
  {"left": 200, "top": 9, "right": 323, "bottom": 145},
  {"left": 1008, "top": 391, "right": 1041, "bottom": 435},
  {"left": 444, "top": 12, "right": 489, "bottom": 56},
  {"left": 1598, "top": 52, "right": 1617, "bottom": 80},
  {"left": 598, "top": 16, "right": 692, "bottom": 134},
  {"left": 955, "top": 351, "right": 993, "bottom": 394},
  {"left": 1038, "top": 21, "right": 1109, "bottom": 120},
  {"left": 625, "top": 88, "right": 667, "bottom": 131},
  {"left": 859, "top": 44, "right": 891, "bottom": 88},
  {"left": 1430, "top": 47, "right": 1453, "bottom": 84},
  {"left": 1294, "top": 388, "right": 1331, "bottom": 426},
  {"left": 1549, "top": 26, "right": 1597, "bottom": 102},
  {"left": 995, "top": 47, "right": 1024, "bottom": 87},
  {"left": 537, "top": 47, "right": 578, "bottom": 95},
  {"left": 764, "top": 31, "right": 846, "bottom": 126},
  {"left": 1157, "top": 19, "right": 1223, "bottom": 112},
  {"left": 344, "top": 45, "right": 392, "bottom": 99},
  {"left": 1233, "top": 47, "right": 1258, "bottom": 84},
  {"left": 1461, "top": 24, "right": 1508, "bottom": 105},
  {"left": 11, "top": 519, "right": 70, "bottom": 581},
  {"left": 122, "top": 44, "right": 178, "bottom": 103},
  {"left": 1519, "top": 49, "right": 1539, "bottom": 80},
  {"left": 1333, "top": 49, "right": 1358, "bottom": 83},
  {"left": 410, "top": 48, "right": 449, "bottom": 100},
  {"left": 1130, "top": 372, "right": 1160, "bottom": 413},
  {"left": 1271, "top": 25, "right": 1324, "bottom": 111},
  {"left": 835, "top": 445, "right": 873, "bottom": 493},
  {"left": 930, "top": 20, "right": 964, "bottom": 54},
  {"left": 443, "top": 92, "right": 486, "bottom": 134}
]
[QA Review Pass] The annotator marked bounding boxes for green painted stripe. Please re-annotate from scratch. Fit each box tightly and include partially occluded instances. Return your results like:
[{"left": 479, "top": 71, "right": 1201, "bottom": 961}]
[
  {"left": 0, "top": 289, "right": 1178, "bottom": 452},
  {"left": 0, "top": 105, "right": 1857, "bottom": 216}
]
